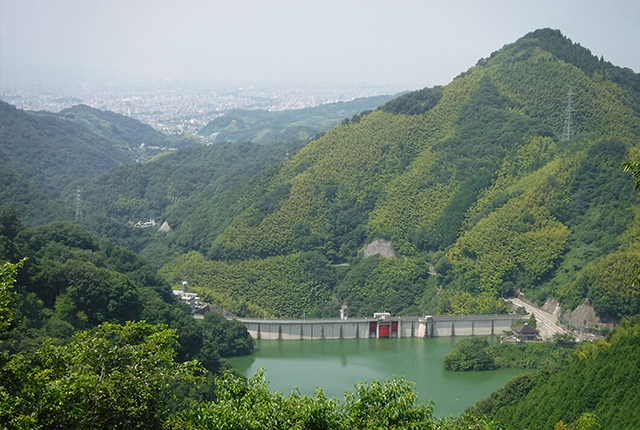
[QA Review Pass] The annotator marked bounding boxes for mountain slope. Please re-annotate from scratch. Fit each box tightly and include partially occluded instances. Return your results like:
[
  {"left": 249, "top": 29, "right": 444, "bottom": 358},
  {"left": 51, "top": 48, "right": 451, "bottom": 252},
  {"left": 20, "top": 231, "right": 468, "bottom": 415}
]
[
  {"left": 472, "top": 316, "right": 640, "bottom": 430},
  {"left": 0, "top": 101, "right": 133, "bottom": 197},
  {"left": 0, "top": 160, "right": 70, "bottom": 225},
  {"left": 0, "top": 101, "right": 201, "bottom": 200},
  {"left": 59, "top": 104, "right": 198, "bottom": 152},
  {"left": 159, "top": 29, "right": 640, "bottom": 320}
]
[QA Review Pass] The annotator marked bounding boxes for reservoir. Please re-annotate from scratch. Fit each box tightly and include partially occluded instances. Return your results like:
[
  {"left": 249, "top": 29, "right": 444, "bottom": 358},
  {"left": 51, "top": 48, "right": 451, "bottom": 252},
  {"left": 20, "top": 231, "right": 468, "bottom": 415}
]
[{"left": 229, "top": 336, "right": 528, "bottom": 417}]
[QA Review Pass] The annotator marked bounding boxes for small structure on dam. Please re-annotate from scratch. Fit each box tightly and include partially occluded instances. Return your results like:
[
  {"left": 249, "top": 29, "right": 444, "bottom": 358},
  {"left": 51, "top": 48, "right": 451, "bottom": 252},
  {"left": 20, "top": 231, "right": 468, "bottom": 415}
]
[{"left": 236, "top": 312, "right": 526, "bottom": 341}]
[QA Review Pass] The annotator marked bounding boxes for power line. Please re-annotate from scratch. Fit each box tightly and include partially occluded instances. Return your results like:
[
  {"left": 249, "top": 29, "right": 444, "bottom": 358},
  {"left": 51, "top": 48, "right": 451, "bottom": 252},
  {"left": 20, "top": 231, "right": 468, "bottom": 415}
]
[
  {"left": 562, "top": 86, "right": 575, "bottom": 140},
  {"left": 75, "top": 186, "right": 83, "bottom": 222}
]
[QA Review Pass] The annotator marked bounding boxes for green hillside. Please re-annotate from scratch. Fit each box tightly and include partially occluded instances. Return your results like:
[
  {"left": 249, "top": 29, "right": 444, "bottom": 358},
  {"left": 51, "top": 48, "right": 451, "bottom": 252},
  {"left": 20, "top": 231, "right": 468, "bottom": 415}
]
[
  {"left": 0, "top": 101, "right": 134, "bottom": 197},
  {"left": 0, "top": 160, "right": 70, "bottom": 225},
  {"left": 59, "top": 104, "right": 199, "bottom": 151},
  {"left": 160, "top": 29, "right": 640, "bottom": 320},
  {"left": 471, "top": 316, "right": 640, "bottom": 430},
  {"left": 68, "top": 139, "right": 308, "bottom": 269},
  {"left": 198, "top": 94, "right": 397, "bottom": 144},
  {"left": 0, "top": 101, "right": 201, "bottom": 200}
]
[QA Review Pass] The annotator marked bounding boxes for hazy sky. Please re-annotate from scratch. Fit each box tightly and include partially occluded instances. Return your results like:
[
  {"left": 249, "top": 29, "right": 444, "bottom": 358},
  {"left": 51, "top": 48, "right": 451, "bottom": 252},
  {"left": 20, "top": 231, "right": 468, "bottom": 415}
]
[{"left": 1, "top": 0, "right": 639, "bottom": 88}]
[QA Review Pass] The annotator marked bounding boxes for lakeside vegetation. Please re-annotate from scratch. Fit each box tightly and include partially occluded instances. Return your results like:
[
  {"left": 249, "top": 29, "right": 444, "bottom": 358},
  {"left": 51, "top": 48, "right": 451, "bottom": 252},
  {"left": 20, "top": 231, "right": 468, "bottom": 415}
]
[
  {"left": 0, "top": 209, "right": 255, "bottom": 423},
  {"left": 470, "top": 316, "right": 640, "bottom": 430},
  {"left": 443, "top": 337, "right": 574, "bottom": 371}
]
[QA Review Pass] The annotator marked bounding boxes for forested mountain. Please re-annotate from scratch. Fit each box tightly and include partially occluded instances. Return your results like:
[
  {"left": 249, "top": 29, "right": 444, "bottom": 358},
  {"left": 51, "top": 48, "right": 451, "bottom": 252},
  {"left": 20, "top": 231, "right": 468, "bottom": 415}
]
[
  {"left": 67, "top": 139, "right": 308, "bottom": 270},
  {"left": 2, "top": 27, "right": 640, "bottom": 429},
  {"left": 3, "top": 29, "right": 639, "bottom": 323},
  {"left": 471, "top": 316, "right": 640, "bottom": 429},
  {"left": 155, "top": 29, "right": 640, "bottom": 321},
  {"left": 0, "top": 160, "right": 70, "bottom": 225},
  {"left": 0, "top": 101, "right": 133, "bottom": 197},
  {"left": 59, "top": 104, "right": 198, "bottom": 150},
  {"left": 0, "top": 101, "right": 198, "bottom": 200},
  {"left": 198, "top": 94, "right": 397, "bottom": 144}
]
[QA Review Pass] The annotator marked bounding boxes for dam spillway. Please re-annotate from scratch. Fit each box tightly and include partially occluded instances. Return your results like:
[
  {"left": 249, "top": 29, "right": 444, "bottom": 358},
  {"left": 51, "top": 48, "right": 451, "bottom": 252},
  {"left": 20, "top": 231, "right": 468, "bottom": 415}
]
[{"left": 235, "top": 314, "right": 525, "bottom": 340}]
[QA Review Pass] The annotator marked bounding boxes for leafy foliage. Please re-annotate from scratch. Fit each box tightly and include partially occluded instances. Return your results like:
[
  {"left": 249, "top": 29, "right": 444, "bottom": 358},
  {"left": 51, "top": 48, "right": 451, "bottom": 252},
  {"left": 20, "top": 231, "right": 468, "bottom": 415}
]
[
  {"left": 473, "top": 317, "right": 640, "bottom": 430},
  {"left": 0, "top": 321, "right": 202, "bottom": 429},
  {"left": 485, "top": 342, "right": 572, "bottom": 369},
  {"left": 0, "top": 161, "right": 70, "bottom": 226},
  {"left": 0, "top": 212, "right": 253, "bottom": 372},
  {"left": 171, "top": 369, "right": 504, "bottom": 430},
  {"left": 160, "top": 251, "right": 335, "bottom": 318},
  {"left": 0, "top": 259, "right": 25, "bottom": 338},
  {"left": 442, "top": 338, "right": 496, "bottom": 371},
  {"left": 336, "top": 255, "right": 429, "bottom": 316}
]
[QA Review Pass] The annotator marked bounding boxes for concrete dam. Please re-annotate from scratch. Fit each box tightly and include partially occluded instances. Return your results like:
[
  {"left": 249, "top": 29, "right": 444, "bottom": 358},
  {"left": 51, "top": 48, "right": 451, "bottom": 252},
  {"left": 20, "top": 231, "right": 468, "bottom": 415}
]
[{"left": 237, "top": 314, "right": 525, "bottom": 341}]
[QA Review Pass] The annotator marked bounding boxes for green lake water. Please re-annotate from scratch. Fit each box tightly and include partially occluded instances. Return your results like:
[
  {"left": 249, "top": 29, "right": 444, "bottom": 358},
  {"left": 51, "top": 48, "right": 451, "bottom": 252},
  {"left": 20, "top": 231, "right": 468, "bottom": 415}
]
[{"left": 229, "top": 337, "right": 528, "bottom": 417}]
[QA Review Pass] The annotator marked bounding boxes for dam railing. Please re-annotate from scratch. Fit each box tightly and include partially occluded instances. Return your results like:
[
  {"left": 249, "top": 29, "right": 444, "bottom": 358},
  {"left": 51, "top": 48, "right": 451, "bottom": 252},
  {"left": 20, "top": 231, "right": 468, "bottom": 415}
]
[{"left": 234, "top": 314, "right": 526, "bottom": 340}]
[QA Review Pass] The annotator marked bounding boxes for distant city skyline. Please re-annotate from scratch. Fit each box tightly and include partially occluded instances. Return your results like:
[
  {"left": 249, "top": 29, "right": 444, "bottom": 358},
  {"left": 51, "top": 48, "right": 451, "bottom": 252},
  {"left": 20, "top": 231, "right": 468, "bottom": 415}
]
[{"left": 1, "top": 0, "right": 639, "bottom": 90}]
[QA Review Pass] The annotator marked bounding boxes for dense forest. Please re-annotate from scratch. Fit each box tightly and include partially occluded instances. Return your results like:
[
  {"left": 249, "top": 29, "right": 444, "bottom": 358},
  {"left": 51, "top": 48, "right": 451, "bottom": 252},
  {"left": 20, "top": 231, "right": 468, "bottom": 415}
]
[
  {"left": 3, "top": 29, "right": 639, "bottom": 321},
  {"left": 0, "top": 101, "right": 198, "bottom": 200},
  {"left": 83, "top": 29, "right": 639, "bottom": 322},
  {"left": 5, "top": 242, "right": 631, "bottom": 428},
  {"left": 469, "top": 316, "right": 640, "bottom": 430},
  {"left": 0, "top": 208, "right": 255, "bottom": 424}
]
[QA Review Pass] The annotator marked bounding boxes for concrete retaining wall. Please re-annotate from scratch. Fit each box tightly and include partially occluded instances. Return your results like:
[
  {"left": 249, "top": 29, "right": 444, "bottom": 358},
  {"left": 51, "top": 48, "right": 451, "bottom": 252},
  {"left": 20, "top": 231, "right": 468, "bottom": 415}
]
[
  {"left": 237, "top": 314, "right": 525, "bottom": 340},
  {"left": 242, "top": 319, "right": 372, "bottom": 340},
  {"left": 424, "top": 315, "right": 519, "bottom": 337}
]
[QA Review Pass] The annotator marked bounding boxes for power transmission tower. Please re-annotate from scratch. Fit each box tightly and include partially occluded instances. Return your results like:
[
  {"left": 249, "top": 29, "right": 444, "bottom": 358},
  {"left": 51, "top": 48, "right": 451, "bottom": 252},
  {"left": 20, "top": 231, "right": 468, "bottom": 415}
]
[
  {"left": 75, "top": 186, "right": 83, "bottom": 222},
  {"left": 562, "top": 86, "right": 575, "bottom": 140}
]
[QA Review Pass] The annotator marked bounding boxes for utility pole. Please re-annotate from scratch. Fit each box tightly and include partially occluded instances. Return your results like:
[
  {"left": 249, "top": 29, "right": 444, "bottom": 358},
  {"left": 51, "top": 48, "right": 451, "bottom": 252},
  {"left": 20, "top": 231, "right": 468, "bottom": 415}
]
[
  {"left": 75, "top": 186, "right": 83, "bottom": 222},
  {"left": 562, "top": 86, "right": 575, "bottom": 140}
]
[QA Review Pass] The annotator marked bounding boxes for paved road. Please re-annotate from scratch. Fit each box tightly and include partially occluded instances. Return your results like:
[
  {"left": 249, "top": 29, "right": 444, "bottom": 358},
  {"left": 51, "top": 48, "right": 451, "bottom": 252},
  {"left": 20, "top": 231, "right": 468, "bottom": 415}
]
[{"left": 509, "top": 297, "right": 567, "bottom": 339}]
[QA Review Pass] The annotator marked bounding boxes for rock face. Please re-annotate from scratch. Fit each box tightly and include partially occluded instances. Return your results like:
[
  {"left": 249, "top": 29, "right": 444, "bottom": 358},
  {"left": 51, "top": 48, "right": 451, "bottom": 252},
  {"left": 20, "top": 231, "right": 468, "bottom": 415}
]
[
  {"left": 363, "top": 238, "right": 395, "bottom": 259},
  {"left": 563, "top": 301, "right": 618, "bottom": 330},
  {"left": 541, "top": 299, "right": 561, "bottom": 316},
  {"left": 158, "top": 221, "right": 171, "bottom": 233}
]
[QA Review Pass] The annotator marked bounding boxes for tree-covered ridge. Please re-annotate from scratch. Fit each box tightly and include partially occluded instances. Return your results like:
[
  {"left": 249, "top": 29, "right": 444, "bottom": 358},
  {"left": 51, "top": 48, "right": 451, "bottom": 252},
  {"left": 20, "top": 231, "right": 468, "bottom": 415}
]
[
  {"left": 7, "top": 29, "right": 637, "bottom": 322},
  {"left": 472, "top": 316, "right": 640, "bottom": 430},
  {"left": 0, "top": 209, "right": 254, "bottom": 380},
  {"left": 0, "top": 161, "right": 70, "bottom": 226},
  {"left": 378, "top": 85, "right": 443, "bottom": 116},
  {"left": 74, "top": 140, "right": 302, "bottom": 224},
  {"left": 0, "top": 101, "right": 133, "bottom": 198},
  {"left": 488, "top": 28, "right": 640, "bottom": 116},
  {"left": 210, "top": 70, "right": 485, "bottom": 262},
  {"left": 0, "top": 100, "right": 201, "bottom": 201},
  {"left": 58, "top": 104, "right": 191, "bottom": 150},
  {"left": 64, "top": 140, "right": 308, "bottom": 270},
  {"left": 160, "top": 29, "right": 640, "bottom": 321},
  {"left": 198, "top": 94, "right": 396, "bottom": 144}
]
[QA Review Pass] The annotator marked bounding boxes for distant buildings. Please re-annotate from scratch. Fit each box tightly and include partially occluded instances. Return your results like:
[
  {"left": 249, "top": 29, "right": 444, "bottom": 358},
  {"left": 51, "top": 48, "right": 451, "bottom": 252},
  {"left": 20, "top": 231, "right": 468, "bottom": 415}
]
[
  {"left": 173, "top": 281, "right": 205, "bottom": 313},
  {"left": 502, "top": 322, "right": 540, "bottom": 343},
  {"left": 131, "top": 219, "right": 156, "bottom": 228}
]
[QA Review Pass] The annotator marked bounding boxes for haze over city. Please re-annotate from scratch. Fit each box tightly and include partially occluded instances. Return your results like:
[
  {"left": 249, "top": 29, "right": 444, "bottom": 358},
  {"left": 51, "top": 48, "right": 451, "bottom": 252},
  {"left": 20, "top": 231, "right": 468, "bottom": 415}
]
[{"left": 1, "top": 0, "right": 639, "bottom": 88}]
